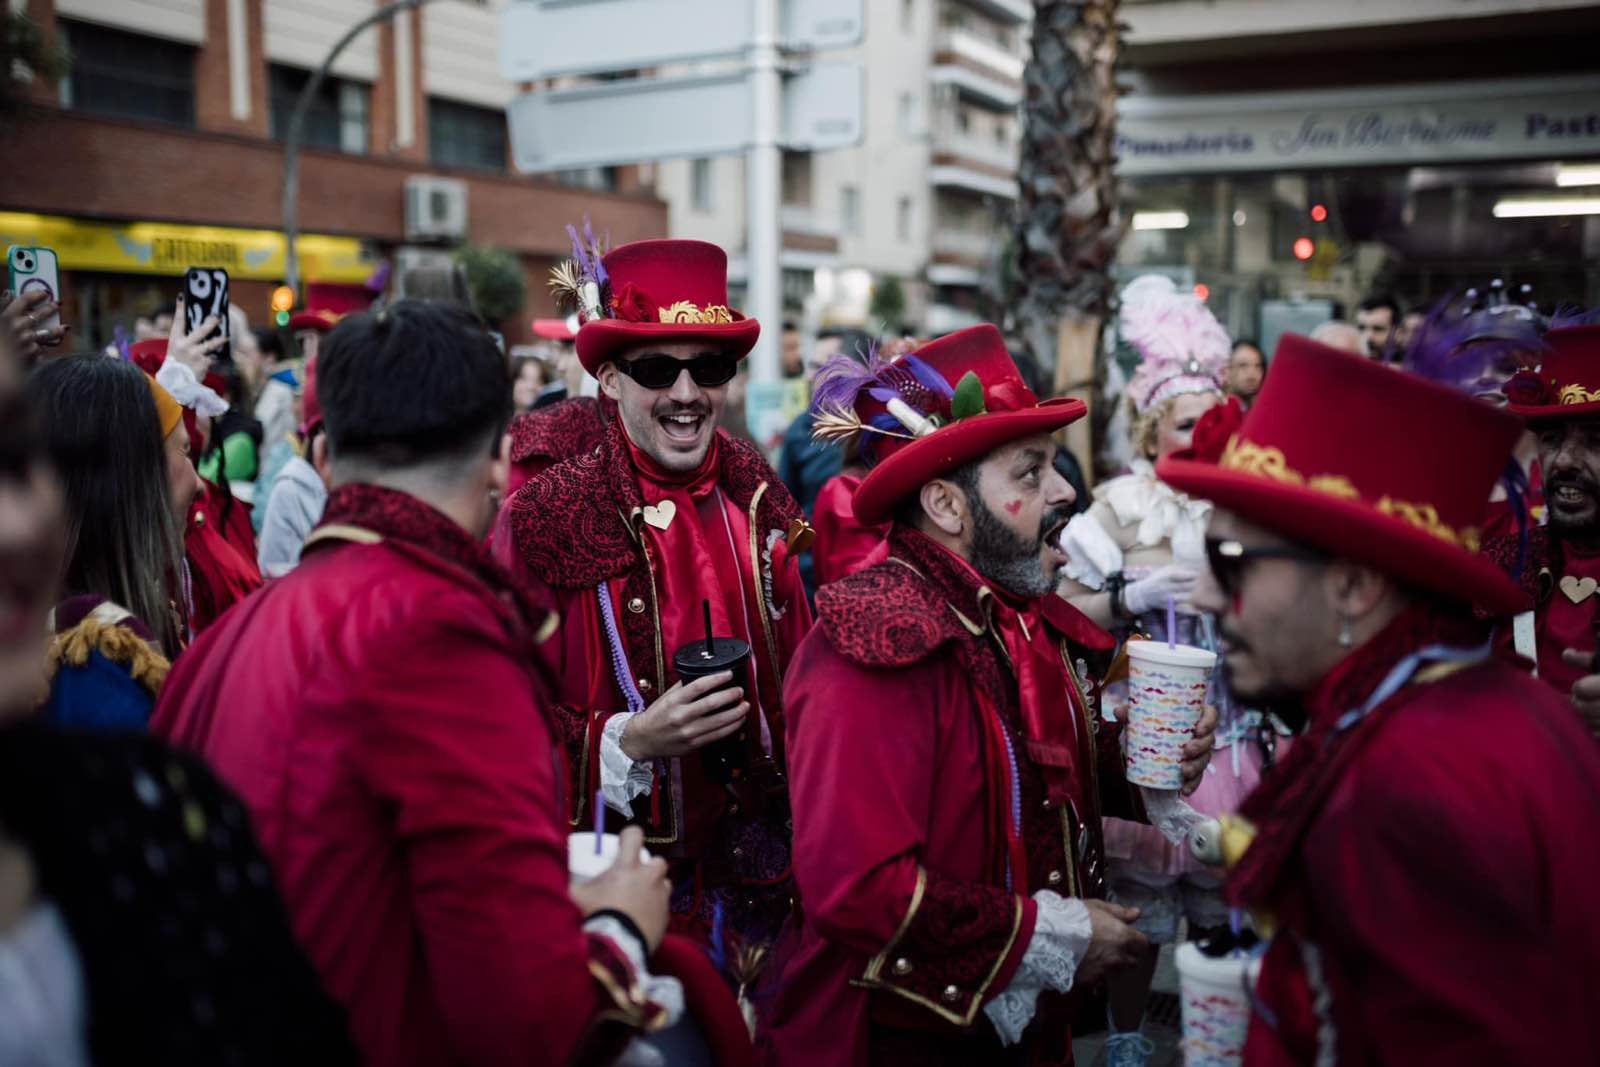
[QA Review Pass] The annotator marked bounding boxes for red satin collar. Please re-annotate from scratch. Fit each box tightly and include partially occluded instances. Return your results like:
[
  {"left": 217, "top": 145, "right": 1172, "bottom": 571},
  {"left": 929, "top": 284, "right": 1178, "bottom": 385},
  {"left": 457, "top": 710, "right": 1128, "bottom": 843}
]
[{"left": 623, "top": 426, "right": 722, "bottom": 502}]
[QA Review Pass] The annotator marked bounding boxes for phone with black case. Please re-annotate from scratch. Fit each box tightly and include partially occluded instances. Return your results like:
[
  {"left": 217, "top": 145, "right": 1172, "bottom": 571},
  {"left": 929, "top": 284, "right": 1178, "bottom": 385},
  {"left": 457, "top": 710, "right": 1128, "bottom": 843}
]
[{"left": 183, "top": 266, "right": 231, "bottom": 368}]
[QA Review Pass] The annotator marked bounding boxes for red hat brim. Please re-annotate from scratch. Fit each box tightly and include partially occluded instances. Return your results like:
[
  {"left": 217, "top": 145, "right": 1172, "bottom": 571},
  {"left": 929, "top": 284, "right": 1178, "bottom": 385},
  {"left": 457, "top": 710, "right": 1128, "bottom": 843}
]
[
  {"left": 854, "top": 398, "right": 1088, "bottom": 526},
  {"left": 576, "top": 318, "right": 761, "bottom": 376},
  {"left": 289, "top": 311, "right": 340, "bottom": 333},
  {"left": 1156, "top": 456, "right": 1530, "bottom": 617},
  {"left": 1505, "top": 399, "right": 1600, "bottom": 422}
]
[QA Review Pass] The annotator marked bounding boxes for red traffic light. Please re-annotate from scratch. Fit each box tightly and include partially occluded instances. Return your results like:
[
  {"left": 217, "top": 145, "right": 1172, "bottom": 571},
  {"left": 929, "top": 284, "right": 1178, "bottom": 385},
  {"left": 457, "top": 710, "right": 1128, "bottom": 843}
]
[
  {"left": 1310, "top": 203, "right": 1329, "bottom": 223},
  {"left": 1193, "top": 283, "right": 1210, "bottom": 301},
  {"left": 1292, "top": 237, "right": 1316, "bottom": 261}
]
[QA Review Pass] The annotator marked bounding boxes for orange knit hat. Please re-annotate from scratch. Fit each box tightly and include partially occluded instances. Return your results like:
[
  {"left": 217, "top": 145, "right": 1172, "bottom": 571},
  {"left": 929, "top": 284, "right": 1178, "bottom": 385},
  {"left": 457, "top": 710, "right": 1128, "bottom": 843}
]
[{"left": 145, "top": 374, "right": 183, "bottom": 439}]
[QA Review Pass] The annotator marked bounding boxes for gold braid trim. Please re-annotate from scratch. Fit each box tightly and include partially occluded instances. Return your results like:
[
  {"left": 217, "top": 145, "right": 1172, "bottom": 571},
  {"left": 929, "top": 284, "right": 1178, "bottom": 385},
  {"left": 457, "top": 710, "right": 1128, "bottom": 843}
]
[
  {"left": 658, "top": 301, "right": 734, "bottom": 325},
  {"left": 45, "top": 616, "right": 171, "bottom": 697},
  {"left": 1218, "top": 436, "right": 1480, "bottom": 551},
  {"left": 1559, "top": 384, "right": 1600, "bottom": 405}
]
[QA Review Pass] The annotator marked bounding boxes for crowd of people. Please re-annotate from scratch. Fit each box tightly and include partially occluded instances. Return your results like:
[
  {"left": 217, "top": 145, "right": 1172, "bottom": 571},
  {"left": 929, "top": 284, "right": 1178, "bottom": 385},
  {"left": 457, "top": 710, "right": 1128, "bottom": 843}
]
[{"left": 0, "top": 229, "right": 1598, "bottom": 1067}]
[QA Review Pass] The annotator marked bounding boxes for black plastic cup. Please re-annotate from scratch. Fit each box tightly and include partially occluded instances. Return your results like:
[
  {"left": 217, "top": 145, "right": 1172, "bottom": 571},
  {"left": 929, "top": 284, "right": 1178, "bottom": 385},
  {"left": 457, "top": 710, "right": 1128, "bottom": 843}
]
[{"left": 672, "top": 636, "right": 752, "bottom": 786}]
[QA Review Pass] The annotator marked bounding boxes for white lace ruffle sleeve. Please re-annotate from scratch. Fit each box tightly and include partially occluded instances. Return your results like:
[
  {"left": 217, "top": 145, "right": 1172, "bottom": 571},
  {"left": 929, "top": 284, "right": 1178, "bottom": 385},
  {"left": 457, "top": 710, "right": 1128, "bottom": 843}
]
[
  {"left": 982, "top": 891, "right": 1093, "bottom": 1046},
  {"left": 599, "top": 713, "right": 657, "bottom": 814}
]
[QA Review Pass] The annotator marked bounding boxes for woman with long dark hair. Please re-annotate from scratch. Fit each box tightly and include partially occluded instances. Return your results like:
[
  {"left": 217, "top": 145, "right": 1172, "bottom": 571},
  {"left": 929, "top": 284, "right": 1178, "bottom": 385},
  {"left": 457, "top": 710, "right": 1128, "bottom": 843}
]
[
  {"left": 0, "top": 337, "right": 357, "bottom": 1065},
  {"left": 28, "top": 356, "right": 189, "bottom": 729}
]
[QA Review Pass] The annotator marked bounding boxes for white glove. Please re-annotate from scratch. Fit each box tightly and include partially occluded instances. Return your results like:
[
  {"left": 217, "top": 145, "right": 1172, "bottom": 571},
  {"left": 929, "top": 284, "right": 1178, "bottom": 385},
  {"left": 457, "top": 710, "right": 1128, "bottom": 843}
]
[{"left": 1123, "top": 564, "right": 1198, "bottom": 616}]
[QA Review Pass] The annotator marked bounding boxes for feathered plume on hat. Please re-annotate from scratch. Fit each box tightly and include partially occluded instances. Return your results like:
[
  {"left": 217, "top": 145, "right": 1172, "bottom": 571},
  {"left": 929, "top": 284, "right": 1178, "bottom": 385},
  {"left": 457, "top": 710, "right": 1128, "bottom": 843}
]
[
  {"left": 808, "top": 340, "right": 963, "bottom": 463},
  {"left": 1120, "top": 275, "right": 1231, "bottom": 415},
  {"left": 1403, "top": 292, "right": 1548, "bottom": 398},
  {"left": 547, "top": 217, "right": 610, "bottom": 325}
]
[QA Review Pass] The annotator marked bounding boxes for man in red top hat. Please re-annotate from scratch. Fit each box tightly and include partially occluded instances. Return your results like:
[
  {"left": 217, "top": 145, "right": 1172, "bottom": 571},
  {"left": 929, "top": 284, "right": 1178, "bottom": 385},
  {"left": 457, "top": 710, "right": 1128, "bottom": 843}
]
[
  {"left": 756, "top": 325, "right": 1218, "bottom": 1065},
  {"left": 1158, "top": 334, "right": 1600, "bottom": 1065},
  {"left": 499, "top": 237, "right": 814, "bottom": 965},
  {"left": 1485, "top": 324, "right": 1600, "bottom": 728}
]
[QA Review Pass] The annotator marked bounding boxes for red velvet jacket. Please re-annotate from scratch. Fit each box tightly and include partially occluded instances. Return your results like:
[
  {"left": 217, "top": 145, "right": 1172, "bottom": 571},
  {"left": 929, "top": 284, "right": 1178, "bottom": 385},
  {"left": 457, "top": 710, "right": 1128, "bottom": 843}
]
[
  {"left": 758, "top": 528, "right": 1132, "bottom": 1067},
  {"left": 506, "top": 396, "right": 610, "bottom": 498},
  {"left": 1235, "top": 607, "right": 1600, "bottom": 1066},
  {"left": 155, "top": 485, "right": 659, "bottom": 1067},
  {"left": 500, "top": 418, "right": 813, "bottom": 950}
]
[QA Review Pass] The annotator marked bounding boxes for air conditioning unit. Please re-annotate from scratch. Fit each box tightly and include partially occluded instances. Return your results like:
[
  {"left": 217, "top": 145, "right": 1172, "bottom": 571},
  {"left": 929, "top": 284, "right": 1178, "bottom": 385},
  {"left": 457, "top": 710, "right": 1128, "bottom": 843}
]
[{"left": 404, "top": 176, "right": 468, "bottom": 242}]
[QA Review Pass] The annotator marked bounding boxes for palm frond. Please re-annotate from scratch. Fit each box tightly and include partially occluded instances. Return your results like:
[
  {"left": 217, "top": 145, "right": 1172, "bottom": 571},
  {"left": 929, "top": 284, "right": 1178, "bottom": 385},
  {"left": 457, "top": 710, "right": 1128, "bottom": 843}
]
[{"left": 547, "top": 260, "right": 582, "bottom": 311}]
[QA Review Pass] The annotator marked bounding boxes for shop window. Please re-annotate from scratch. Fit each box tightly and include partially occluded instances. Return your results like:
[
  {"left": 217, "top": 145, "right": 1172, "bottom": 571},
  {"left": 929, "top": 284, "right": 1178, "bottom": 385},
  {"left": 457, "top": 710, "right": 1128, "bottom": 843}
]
[
  {"left": 59, "top": 20, "right": 195, "bottom": 127},
  {"left": 841, "top": 185, "right": 862, "bottom": 235},
  {"left": 553, "top": 167, "right": 619, "bottom": 191},
  {"left": 270, "top": 65, "right": 369, "bottom": 155},
  {"left": 428, "top": 98, "right": 507, "bottom": 171},
  {"left": 691, "top": 159, "right": 714, "bottom": 213}
]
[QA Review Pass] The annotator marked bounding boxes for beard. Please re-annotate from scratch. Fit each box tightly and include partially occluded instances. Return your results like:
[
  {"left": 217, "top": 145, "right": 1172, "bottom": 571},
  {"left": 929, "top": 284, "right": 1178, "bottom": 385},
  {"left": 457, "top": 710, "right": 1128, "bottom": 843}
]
[{"left": 967, "top": 491, "right": 1073, "bottom": 599}]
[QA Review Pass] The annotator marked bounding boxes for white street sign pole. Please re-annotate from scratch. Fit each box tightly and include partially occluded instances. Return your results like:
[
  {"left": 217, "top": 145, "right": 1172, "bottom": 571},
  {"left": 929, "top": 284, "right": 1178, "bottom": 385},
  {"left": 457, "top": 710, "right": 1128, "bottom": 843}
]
[{"left": 745, "top": 0, "right": 784, "bottom": 439}]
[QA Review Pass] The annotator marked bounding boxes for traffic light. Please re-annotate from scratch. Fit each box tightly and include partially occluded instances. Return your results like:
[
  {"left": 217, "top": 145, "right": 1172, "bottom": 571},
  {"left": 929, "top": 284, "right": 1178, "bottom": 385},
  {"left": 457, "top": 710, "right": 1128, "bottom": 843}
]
[
  {"left": 1310, "top": 203, "right": 1328, "bottom": 223},
  {"left": 271, "top": 285, "right": 294, "bottom": 326},
  {"left": 1193, "top": 283, "right": 1210, "bottom": 302},
  {"left": 1292, "top": 237, "right": 1316, "bottom": 261}
]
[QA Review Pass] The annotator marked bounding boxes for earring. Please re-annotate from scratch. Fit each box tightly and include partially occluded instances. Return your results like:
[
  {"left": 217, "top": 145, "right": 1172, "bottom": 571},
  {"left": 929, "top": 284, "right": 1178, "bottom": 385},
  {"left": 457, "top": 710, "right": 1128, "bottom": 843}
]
[
  {"left": 488, "top": 487, "right": 502, "bottom": 512},
  {"left": 1337, "top": 613, "right": 1354, "bottom": 648}
]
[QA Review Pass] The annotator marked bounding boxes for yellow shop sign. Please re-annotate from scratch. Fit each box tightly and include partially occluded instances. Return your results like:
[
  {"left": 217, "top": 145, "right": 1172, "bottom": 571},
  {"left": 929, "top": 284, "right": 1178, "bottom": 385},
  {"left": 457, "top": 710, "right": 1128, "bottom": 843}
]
[{"left": 0, "top": 212, "right": 376, "bottom": 284}]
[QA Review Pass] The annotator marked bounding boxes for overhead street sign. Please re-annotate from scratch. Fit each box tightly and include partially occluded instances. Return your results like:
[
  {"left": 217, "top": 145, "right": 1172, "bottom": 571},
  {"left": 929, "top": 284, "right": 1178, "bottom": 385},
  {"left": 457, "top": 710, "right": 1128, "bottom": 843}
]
[
  {"left": 499, "top": 0, "right": 863, "bottom": 81},
  {"left": 781, "top": 0, "right": 864, "bottom": 51},
  {"left": 507, "top": 64, "right": 863, "bottom": 172},
  {"left": 499, "top": 0, "right": 750, "bottom": 81}
]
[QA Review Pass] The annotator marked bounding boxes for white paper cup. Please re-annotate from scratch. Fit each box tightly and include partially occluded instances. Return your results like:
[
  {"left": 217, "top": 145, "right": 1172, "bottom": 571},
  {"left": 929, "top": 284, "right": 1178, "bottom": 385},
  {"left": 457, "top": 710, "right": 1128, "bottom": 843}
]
[
  {"left": 1176, "top": 942, "right": 1261, "bottom": 1066},
  {"left": 568, "top": 832, "right": 652, "bottom": 884},
  {"left": 1124, "top": 640, "right": 1216, "bottom": 789}
]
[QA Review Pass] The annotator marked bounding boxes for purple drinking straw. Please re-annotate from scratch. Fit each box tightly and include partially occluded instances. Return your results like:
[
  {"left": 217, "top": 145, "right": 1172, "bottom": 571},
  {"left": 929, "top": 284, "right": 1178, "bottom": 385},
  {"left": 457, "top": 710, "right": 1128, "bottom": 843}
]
[
  {"left": 593, "top": 788, "right": 604, "bottom": 854},
  {"left": 1229, "top": 906, "right": 1244, "bottom": 958},
  {"left": 1166, "top": 595, "right": 1177, "bottom": 650}
]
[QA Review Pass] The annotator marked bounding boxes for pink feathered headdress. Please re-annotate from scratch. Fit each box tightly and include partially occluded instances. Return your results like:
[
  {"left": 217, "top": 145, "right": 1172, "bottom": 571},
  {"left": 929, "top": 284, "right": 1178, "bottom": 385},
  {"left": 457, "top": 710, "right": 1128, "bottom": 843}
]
[{"left": 1120, "top": 275, "right": 1230, "bottom": 415}]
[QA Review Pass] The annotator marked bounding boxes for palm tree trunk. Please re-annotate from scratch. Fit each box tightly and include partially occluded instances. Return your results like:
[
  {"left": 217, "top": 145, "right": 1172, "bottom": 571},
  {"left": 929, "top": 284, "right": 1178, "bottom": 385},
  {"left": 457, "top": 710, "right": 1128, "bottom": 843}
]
[{"left": 1009, "top": 0, "right": 1125, "bottom": 480}]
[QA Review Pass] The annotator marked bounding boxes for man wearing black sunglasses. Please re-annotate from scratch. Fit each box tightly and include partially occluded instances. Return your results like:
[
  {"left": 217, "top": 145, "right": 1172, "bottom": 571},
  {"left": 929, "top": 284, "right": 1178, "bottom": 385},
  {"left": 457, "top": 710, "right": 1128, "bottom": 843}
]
[
  {"left": 1158, "top": 333, "right": 1600, "bottom": 1065},
  {"left": 502, "top": 238, "right": 815, "bottom": 970}
]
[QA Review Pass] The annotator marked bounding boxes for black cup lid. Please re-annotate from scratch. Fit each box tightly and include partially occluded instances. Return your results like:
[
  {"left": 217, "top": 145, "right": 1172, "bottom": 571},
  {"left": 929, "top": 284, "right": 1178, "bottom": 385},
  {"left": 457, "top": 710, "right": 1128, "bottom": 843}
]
[{"left": 672, "top": 636, "right": 751, "bottom": 671}]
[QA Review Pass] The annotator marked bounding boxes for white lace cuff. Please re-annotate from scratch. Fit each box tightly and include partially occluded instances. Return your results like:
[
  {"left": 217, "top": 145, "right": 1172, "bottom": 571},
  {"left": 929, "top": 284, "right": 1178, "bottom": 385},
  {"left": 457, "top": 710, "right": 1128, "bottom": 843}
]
[
  {"left": 156, "top": 357, "right": 229, "bottom": 418},
  {"left": 1140, "top": 787, "right": 1207, "bottom": 847},
  {"left": 582, "top": 914, "right": 685, "bottom": 1030},
  {"left": 982, "top": 892, "right": 1092, "bottom": 1046},
  {"left": 1060, "top": 512, "right": 1124, "bottom": 590},
  {"left": 600, "top": 713, "right": 656, "bottom": 814}
]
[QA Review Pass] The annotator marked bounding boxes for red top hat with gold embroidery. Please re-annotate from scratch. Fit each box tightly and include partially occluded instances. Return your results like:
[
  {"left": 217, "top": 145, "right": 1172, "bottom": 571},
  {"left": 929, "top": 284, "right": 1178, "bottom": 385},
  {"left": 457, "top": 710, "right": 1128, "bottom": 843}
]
[
  {"left": 1503, "top": 324, "right": 1600, "bottom": 421},
  {"left": 810, "top": 323, "right": 1086, "bottom": 525},
  {"left": 557, "top": 236, "right": 760, "bottom": 375},
  {"left": 1157, "top": 333, "right": 1529, "bottom": 615}
]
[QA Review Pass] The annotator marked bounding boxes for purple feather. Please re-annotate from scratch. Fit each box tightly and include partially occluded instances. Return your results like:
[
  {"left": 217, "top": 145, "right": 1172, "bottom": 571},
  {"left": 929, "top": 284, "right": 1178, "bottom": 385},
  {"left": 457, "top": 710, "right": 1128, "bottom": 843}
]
[
  {"left": 565, "top": 224, "right": 593, "bottom": 279},
  {"left": 582, "top": 216, "right": 609, "bottom": 286},
  {"left": 898, "top": 354, "right": 955, "bottom": 399},
  {"left": 1402, "top": 294, "right": 1545, "bottom": 395},
  {"left": 810, "top": 345, "right": 887, "bottom": 417}
]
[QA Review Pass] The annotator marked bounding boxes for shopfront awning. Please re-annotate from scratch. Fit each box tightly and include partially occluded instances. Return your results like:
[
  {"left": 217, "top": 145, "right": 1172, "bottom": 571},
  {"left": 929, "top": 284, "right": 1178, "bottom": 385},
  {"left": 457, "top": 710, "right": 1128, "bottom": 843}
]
[{"left": 0, "top": 212, "right": 377, "bottom": 284}]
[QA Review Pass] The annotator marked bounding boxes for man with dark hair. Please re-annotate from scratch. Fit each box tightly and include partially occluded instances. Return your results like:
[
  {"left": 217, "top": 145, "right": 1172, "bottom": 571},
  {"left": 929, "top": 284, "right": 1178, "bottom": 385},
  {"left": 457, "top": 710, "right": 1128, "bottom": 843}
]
[
  {"left": 155, "top": 301, "right": 675, "bottom": 1067},
  {"left": 1356, "top": 293, "right": 1402, "bottom": 360},
  {"left": 1226, "top": 339, "right": 1266, "bottom": 408},
  {"left": 1486, "top": 324, "right": 1600, "bottom": 728},
  {"left": 502, "top": 240, "right": 814, "bottom": 964},
  {"left": 759, "top": 325, "right": 1216, "bottom": 1064}
]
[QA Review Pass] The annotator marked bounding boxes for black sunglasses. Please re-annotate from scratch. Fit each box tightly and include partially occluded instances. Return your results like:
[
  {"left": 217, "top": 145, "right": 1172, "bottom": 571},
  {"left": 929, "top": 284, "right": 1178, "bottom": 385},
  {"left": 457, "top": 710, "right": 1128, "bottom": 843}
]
[
  {"left": 613, "top": 352, "right": 738, "bottom": 390},
  {"left": 1205, "top": 537, "right": 1327, "bottom": 598}
]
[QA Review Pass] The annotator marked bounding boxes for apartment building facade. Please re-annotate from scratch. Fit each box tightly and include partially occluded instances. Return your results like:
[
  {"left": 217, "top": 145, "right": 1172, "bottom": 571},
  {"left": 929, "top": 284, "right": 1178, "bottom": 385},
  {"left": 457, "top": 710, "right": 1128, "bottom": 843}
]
[
  {"left": 1, "top": 0, "right": 667, "bottom": 347},
  {"left": 653, "top": 0, "right": 1029, "bottom": 337}
]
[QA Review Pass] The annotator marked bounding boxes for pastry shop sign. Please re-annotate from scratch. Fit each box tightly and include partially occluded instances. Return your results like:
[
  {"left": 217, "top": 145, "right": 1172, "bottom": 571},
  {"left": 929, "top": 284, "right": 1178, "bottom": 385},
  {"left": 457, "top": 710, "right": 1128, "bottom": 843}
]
[{"left": 1115, "top": 76, "right": 1600, "bottom": 175}]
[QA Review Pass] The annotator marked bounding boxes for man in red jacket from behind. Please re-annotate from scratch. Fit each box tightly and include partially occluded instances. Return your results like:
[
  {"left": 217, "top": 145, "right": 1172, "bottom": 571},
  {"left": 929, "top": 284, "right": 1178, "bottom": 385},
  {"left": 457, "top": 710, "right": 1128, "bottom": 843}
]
[{"left": 155, "top": 301, "right": 673, "bottom": 1067}]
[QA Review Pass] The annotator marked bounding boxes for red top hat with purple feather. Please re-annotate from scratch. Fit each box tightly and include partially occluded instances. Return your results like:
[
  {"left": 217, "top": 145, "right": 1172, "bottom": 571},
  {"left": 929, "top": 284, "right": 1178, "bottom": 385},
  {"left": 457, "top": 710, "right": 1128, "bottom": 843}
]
[
  {"left": 1158, "top": 333, "right": 1529, "bottom": 615},
  {"left": 554, "top": 228, "right": 760, "bottom": 376},
  {"left": 810, "top": 324, "right": 1086, "bottom": 524}
]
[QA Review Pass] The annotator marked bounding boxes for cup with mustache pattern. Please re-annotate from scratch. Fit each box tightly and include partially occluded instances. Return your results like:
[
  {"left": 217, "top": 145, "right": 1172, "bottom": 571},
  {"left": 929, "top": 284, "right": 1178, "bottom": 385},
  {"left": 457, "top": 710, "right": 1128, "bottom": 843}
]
[{"left": 1124, "top": 639, "right": 1216, "bottom": 789}]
